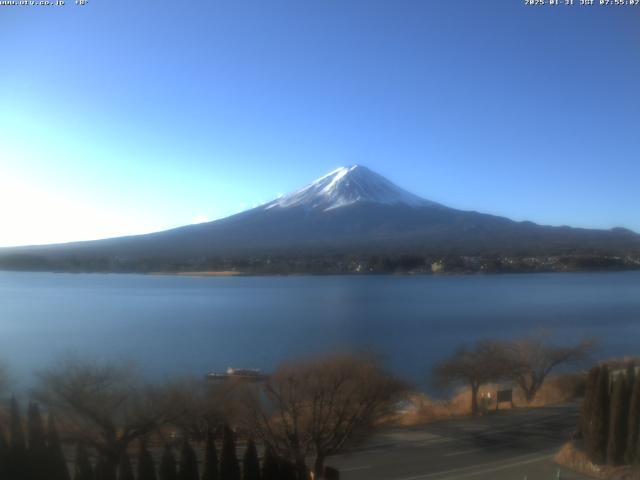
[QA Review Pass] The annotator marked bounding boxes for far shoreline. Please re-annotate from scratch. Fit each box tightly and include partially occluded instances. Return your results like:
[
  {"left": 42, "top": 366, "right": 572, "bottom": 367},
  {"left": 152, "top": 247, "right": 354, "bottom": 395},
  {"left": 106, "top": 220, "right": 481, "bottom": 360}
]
[
  {"left": 149, "top": 270, "right": 244, "bottom": 277},
  {"left": 2, "top": 268, "right": 640, "bottom": 278},
  {"left": 146, "top": 268, "right": 640, "bottom": 278}
]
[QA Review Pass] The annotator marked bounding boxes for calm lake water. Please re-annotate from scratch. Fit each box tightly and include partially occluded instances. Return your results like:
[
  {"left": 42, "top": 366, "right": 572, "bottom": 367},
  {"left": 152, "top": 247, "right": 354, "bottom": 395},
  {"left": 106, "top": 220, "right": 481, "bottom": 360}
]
[{"left": 1, "top": 271, "right": 639, "bottom": 389}]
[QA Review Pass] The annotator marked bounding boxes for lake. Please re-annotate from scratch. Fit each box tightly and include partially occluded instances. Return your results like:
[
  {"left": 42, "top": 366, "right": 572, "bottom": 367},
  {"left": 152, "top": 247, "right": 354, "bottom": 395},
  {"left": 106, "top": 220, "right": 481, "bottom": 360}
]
[{"left": 1, "top": 271, "right": 639, "bottom": 389}]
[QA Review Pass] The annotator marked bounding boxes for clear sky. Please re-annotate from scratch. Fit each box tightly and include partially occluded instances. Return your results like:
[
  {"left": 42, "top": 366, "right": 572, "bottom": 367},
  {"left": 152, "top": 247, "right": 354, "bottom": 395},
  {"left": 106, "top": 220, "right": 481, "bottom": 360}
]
[{"left": 1, "top": 0, "right": 639, "bottom": 247}]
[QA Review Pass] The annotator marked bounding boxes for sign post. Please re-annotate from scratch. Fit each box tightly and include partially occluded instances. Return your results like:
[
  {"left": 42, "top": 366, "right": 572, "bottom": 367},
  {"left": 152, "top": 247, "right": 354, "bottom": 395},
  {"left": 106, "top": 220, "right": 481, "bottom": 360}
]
[{"left": 495, "top": 389, "right": 514, "bottom": 410}]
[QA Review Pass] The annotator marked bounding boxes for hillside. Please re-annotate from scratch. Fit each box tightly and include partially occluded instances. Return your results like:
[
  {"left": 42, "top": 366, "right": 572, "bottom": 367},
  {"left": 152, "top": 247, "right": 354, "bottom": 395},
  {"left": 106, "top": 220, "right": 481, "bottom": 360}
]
[{"left": 1, "top": 166, "right": 639, "bottom": 273}]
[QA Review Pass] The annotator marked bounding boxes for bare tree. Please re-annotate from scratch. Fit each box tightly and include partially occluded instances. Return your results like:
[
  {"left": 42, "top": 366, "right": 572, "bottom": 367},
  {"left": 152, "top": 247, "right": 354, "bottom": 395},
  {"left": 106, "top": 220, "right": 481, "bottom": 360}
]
[
  {"left": 34, "top": 358, "right": 168, "bottom": 480},
  {"left": 505, "top": 335, "right": 594, "bottom": 403},
  {"left": 243, "top": 353, "right": 406, "bottom": 479},
  {"left": 434, "top": 341, "right": 510, "bottom": 415},
  {"left": 159, "top": 377, "right": 245, "bottom": 441}
]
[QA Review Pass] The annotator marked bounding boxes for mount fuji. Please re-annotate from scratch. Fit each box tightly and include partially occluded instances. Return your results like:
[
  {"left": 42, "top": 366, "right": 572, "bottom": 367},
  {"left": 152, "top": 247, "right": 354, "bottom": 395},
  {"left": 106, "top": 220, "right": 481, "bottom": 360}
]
[
  {"left": 263, "top": 165, "right": 439, "bottom": 212},
  {"left": 1, "top": 165, "right": 639, "bottom": 272}
]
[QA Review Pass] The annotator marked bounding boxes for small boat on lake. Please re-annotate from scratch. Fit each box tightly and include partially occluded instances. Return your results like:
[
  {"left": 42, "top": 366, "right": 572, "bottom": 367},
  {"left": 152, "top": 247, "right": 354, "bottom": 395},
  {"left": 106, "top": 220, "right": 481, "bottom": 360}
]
[{"left": 207, "top": 367, "right": 267, "bottom": 381}]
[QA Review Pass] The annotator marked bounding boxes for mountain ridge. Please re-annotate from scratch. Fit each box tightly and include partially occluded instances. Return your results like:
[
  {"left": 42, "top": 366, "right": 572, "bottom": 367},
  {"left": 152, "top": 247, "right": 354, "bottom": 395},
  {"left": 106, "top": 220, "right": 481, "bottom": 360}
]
[{"left": 1, "top": 166, "right": 639, "bottom": 273}]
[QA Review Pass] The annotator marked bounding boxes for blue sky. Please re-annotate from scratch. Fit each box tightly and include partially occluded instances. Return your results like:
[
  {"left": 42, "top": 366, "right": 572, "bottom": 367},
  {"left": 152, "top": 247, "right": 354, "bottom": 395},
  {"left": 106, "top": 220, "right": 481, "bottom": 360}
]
[{"left": 1, "top": 1, "right": 639, "bottom": 246}]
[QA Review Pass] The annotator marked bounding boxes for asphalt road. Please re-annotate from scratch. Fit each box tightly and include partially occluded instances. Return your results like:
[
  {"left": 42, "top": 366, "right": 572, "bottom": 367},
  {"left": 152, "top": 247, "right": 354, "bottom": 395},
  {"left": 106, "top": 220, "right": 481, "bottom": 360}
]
[{"left": 328, "top": 404, "right": 591, "bottom": 480}]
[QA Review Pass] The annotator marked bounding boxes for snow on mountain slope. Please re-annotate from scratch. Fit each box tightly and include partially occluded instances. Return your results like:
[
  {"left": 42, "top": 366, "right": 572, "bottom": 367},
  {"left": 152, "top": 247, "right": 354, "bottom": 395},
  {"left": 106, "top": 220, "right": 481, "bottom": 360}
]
[{"left": 264, "top": 165, "right": 443, "bottom": 212}]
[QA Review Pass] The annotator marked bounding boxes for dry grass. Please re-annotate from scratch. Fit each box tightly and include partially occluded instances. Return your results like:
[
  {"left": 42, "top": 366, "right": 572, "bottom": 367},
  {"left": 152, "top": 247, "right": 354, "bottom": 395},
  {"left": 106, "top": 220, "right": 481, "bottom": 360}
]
[
  {"left": 519, "top": 373, "right": 586, "bottom": 407},
  {"left": 394, "top": 392, "right": 470, "bottom": 426},
  {"left": 394, "top": 374, "right": 586, "bottom": 426},
  {"left": 555, "top": 442, "right": 604, "bottom": 478},
  {"left": 555, "top": 442, "right": 640, "bottom": 480}
]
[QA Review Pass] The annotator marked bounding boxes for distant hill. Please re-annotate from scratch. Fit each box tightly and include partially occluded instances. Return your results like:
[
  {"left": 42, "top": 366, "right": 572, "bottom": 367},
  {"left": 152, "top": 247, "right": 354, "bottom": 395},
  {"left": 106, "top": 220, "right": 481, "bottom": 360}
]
[{"left": 1, "top": 165, "right": 639, "bottom": 273}]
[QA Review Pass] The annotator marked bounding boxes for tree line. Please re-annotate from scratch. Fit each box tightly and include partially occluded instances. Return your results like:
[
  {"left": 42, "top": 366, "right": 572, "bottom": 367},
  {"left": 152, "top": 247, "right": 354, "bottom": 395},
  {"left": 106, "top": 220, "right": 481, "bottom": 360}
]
[
  {"left": 0, "top": 399, "right": 68, "bottom": 480},
  {"left": 0, "top": 337, "right": 595, "bottom": 479},
  {"left": 0, "top": 398, "right": 318, "bottom": 480},
  {"left": 0, "top": 353, "right": 404, "bottom": 480},
  {"left": 2, "top": 252, "right": 638, "bottom": 275}
]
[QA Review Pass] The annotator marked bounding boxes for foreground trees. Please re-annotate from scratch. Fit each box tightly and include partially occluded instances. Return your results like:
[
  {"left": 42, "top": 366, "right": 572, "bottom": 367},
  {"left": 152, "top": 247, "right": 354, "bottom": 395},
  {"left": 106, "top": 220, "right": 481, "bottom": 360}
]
[
  {"left": 178, "top": 439, "right": 199, "bottom": 480},
  {"left": 0, "top": 399, "right": 70, "bottom": 480},
  {"left": 159, "top": 378, "right": 241, "bottom": 442},
  {"left": 220, "top": 425, "right": 241, "bottom": 480},
  {"left": 159, "top": 445, "right": 178, "bottom": 480},
  {"left": 242, "top": 439, "right": 260, "bottom": 480},
  {"left": 625, "top": 371, "right": 640, "bottom": 464},
  {"left": 201, "top": 432, "right": 219, "bottom": 480},
  {"left": 34, "top": 358, "right": 169, "bottom": 479},
  {"left": 8, "top": 397, "right": 28, "bottom": 479},
  {"left": 586, "top": 365, "right": 610, "bottom": 464},
  {"left": 3, "top": 355, "right": 367, "bottom": 480},
  {"left": 607, "top": 374, "right": 628, "bottom": 465},
  {"left": 434, "top": 341, "right": 511, "bottom": 415},
  {"left": 138, "top": 439, "right": 158, "bottom": 480},
  {"left": 74, "top": 444, "right": 94, "bottom": 480},
  {"left": 581, "top": 362, "right": 640, "bottom": 466},
  {"left": 260, "top": 446, "right": 279, "bottom": 480},
  {"left": 434, "top": 335, "right": 594, "bottom": 414},
  {"left": 2, "top": 355, "right": 352, "bottom": 480},
  {"left": 118, "top": 452, "right": 135, "bottom": 480},
  {"left": 244, "top": 353, "right": 406, "bottom": 479},
  {"left": 505, "top": 336, "right": 593, "bottom": 402},
  {"left": 0, "top": 337, "right": 601, "bottom": 479},
  {"left": 47, "top": 412, "right": 71, "bottom": 480}
]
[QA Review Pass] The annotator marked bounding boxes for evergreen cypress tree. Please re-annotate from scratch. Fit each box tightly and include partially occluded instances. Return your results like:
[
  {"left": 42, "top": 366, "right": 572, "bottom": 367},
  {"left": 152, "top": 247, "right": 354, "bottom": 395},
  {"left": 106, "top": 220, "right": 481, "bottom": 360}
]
[
  {"left": 277, "top": 458, "right": 296, "bottom": 480},
  {"left": 138, "top": 439, "right": 158, "bottom": 480},
  {"left": 242, "top": 440, "right": 260, "bottom": 480},
  {"left": 636, "top": 425, "right": 640, "bottom": 467},
  {"left": 117, "top": 452, "right": 135, "bottom": 480},
  {"left": 10, "top": 398, "right": 26, "bottom": 450},
  {"left": 295, "top": 461, "right": 309, "bottom": 480},
  {"left": 627, "top": 365, "right": 636, "bottom": 394},
  {"left": 48, "top": 412, "right": 71, "bottom": 480},
  {"left": 219, "top": 426, "right": 240, "bottom": 480},
  {"left": 323, "top": 466, "right": 340, "bottom": 480},
  {"left": 587, "top": 365, "right": 610, "bottom": 464},
  {"left": 95, "top": 456, "right": 108, "bottom": 480},
  {"left": 8, "top": 397, "right": 28, "bottom": 480},
  {"left": 260, "top": 447, "right": 278, "bottom": 480},
  {"left": 201, "top": 432, "right": 218, "bottom": 480},
  {"left": 178, "top": 439, "right": 199, "bottom": 480},
  {"left": 102, "top": 458, "right": 117, "bottom": 480},
  {"left": 73, "top": 444, "right": 94, "bottom": 480},
  {"left": 580, "top": 366, "right": 600, "bottom": 442},
  {"left": 0, "top": 426, "right": 9, "bottom": 480},
  {"left": 607, "top": 374, "right": 628, "bottom": 465},
  {"left": 27, "top": 402, "right": 47, "bottom": 480},
  {"left": 159, "top": 445, "right": 178, "bottom": 480},
  {"left": 628, "top": 372, "right": 640, "bottom": 464}
]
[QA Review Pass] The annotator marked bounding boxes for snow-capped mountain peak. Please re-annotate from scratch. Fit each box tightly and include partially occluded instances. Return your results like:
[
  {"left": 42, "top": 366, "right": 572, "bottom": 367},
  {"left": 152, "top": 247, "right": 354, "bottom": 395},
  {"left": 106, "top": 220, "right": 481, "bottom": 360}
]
[{"left": 264, "top": 165, "right": 441, "bottom": 212}]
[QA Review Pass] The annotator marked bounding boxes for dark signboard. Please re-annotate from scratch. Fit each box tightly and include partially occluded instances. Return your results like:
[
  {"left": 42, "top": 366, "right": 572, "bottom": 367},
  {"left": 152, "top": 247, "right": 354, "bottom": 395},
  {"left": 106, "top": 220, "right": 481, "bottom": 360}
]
[{"left": 496, "top": 389, "right": 513, "bottom": 403}]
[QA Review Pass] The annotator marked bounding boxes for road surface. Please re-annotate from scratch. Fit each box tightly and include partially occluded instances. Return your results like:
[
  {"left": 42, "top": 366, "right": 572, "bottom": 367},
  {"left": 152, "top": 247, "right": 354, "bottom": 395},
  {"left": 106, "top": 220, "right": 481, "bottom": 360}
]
[{"left": 328, "top": 404, "right": 590, "bottom": 480}]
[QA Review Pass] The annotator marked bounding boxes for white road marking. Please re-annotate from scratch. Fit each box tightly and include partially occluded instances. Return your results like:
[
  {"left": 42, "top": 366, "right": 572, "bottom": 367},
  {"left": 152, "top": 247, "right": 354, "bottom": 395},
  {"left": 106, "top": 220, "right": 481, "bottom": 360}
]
[
  {"left": 415, "top": 437, "right": 456, "bottom": 447},
  {"left": 343, "top": 435, "right": 455, "bottom": 455},
  {"left": 341, "top": 466, "right": 372, "bottom": 472},
  {"left": 436, "top": 454, "right": 555, "bottom": 480},
  {"left": 392, "top": 452, "right": 554, "bottom": 480},
  {"left": 443, "top": 448, "right": 485, "bottom": 457}
]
